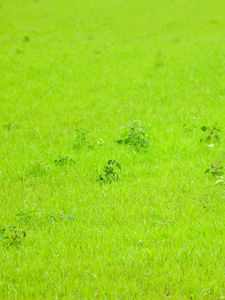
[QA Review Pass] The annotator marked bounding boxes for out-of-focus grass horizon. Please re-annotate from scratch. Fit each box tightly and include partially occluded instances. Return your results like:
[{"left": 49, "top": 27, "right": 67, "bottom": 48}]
[{"left": 0, "top": 0, "right": 225, "bottom": 298}]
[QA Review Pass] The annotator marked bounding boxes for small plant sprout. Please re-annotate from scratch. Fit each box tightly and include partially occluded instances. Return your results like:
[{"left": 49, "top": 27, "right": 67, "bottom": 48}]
[
  {"left": 0, "top": 226, "right": 26, "bottom": 247},
  {"left": 73, "top": 128, "right": 93, "bottom": 150},
  {"left": 49, "top": 211, "right": 75, "bottom": 223},
  {"left": 117, "top": 121, "right": 150, "bottom": 151},
  {"left": 205, "top": 161, "right": 224, "bottom": 177},
  {"left": 205, "top": 160, "right": 225, "bottom": 184},
  {"left": 54, "top": 156, "right": 75, "bottom": 166},
  {"left": 99, "top": 160, "right": 122, "bottom": 183},
  {"left": 15, "top": 209, "right": 41, "bottom": 229},
  {"left": 200, "top": 126, "right": 221, "bottom": 144},
  {"left": 16, "top": 210, "right": 33, "bottom": 226}
]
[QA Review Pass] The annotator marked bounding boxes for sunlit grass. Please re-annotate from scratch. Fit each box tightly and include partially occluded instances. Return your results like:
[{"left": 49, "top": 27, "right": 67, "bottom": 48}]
[{"left": 0, "top": 0, "right": 225, "bottom": 298}]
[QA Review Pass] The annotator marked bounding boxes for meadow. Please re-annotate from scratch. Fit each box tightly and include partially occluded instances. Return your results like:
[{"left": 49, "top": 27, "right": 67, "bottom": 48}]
[{"left": 0, "top": 0, "right": 225, "bottom": 298}]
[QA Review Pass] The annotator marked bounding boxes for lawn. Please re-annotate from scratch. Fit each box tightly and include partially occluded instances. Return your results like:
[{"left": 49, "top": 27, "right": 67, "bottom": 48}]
[{"left": 0, "top": 0, "right": 225, "bottom": 298}]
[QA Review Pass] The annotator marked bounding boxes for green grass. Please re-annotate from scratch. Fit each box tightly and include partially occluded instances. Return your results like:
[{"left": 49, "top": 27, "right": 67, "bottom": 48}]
[{"left": 0, "top": 0, "right": 225, "bottom": 298}]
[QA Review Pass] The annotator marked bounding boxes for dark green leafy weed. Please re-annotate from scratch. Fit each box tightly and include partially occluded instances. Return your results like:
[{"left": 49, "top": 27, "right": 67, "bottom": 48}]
[
  {"left": 117, "top": 121, "right": 150, "bottom": 151},
  {"left": 200, "top": 126, "right": 221, "bottom": 143},
  {"left": 54, "top": 156, "right": 75, "bottom": 166},
  {"left": 205, "top": 160, "right": 225, "bottom": 178},
  {"left": 99, "top": 160, "right": 121, "bottom": 183},
  {"left": 0, "top": 226, "right": 26, "bottom": 247},
  {"left": 73, "top": 128, "right": 93, "bottom": 150}
]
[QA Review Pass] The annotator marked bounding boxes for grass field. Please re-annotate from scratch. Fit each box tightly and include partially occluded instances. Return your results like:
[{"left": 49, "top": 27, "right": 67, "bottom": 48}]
[{"left": 0, "top": 0, "right": 225, "bottom": 299}]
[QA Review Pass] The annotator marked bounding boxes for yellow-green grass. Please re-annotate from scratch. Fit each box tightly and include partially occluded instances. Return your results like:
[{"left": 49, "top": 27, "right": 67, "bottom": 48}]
[{"left": 0, "top": 0, "right": 225, "bottom": 298}]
